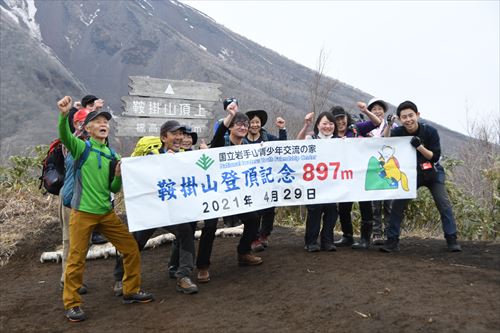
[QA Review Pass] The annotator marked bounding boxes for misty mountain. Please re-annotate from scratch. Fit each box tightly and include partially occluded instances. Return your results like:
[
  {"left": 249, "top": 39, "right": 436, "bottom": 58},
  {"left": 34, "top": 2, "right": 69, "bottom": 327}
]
[{"left": 0, "top": 0, "right": 466, "bottom": 160}]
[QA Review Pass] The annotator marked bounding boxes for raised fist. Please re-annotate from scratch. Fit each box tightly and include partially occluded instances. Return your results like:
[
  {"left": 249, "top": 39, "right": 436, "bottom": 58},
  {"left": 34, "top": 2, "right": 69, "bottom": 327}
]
[
  {"left": 57, "top": 96, "right": 72, "bottom": 115},
  {"left": 275, "top": 117, "right": 286, "bottom": 129},
  {"left": 410, "top": 136, "right": 422, "bottom": 148},
  {"left": 304, "top": 112, "right": 314, "bottom": 125}
]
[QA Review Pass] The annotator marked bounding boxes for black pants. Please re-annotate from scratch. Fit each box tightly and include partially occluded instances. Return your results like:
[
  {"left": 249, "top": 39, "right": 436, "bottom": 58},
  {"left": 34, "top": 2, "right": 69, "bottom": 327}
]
[
  {"left": 337, "top": 201, "right": 374, "bottom": 236},
  {"left": 114, "top": 222, "right": 195, "bottom": 280},
  {"left": 196, "top": 211, "right": 259, "bottom": 269},
  {"left": 304, "top": 203, "right": 338, "bottom": 246},
  {"left": 257, "top": 207, "right": 276, "bottom": 238},
  {"left": 168, "top": 222, "right": 197, "bottom": 271},
  {"left": 372, "top": 200, "right": 392, "bottom": 236}
]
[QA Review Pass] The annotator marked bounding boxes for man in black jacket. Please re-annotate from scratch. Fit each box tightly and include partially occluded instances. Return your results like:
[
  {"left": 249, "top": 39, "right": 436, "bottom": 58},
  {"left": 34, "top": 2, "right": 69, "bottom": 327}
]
[
  {"left": 381, "top": 101, "right": 462, "bottom": 253},
  {"left": 196, "top": 98, "right": 263, "bottom": 283}
]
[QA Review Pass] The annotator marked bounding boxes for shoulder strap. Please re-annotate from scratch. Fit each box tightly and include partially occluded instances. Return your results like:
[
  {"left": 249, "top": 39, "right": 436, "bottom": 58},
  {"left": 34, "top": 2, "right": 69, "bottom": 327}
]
[
  {"left": 75, "top": 140, "right": 92, "bottom": 171},
  {"left": 76, "top": 140, "right": 117, "bottom": 170}
]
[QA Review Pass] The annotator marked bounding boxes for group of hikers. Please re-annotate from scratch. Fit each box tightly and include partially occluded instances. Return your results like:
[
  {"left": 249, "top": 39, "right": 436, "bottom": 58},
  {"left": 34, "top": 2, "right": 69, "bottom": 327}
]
[{"left": 55, "top": 93, "right": 462, "bottom": 322}]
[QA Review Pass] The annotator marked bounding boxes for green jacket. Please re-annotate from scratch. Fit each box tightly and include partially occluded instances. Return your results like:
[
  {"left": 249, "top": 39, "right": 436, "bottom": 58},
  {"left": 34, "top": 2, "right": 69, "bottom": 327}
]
[{"left": 58, "top": 114, "right": 121, "bottom": 214}]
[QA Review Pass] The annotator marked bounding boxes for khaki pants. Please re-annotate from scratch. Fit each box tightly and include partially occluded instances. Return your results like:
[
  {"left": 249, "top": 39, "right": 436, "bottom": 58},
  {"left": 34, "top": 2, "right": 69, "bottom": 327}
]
[
  {"left": 63, "top": 210, "right": 141, "bottom": 309},
  {"left": 58, "top": 197, "right": 70, "bottom": 283}
]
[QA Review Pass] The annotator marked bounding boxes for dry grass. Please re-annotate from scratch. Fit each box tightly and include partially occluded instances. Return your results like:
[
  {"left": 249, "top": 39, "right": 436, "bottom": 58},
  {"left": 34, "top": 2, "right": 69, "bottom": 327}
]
[{"left": 0, "top": 186, "right": 58, "bottom": 266}]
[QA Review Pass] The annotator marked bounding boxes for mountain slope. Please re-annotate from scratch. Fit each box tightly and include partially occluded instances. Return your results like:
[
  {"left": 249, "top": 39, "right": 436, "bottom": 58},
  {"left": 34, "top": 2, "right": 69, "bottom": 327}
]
[
  {"left": 0, "top": 0, "right": 466, "bottom": 160},
  {"left": 0, "top": 1, "right": 84, "bottom": 159}
]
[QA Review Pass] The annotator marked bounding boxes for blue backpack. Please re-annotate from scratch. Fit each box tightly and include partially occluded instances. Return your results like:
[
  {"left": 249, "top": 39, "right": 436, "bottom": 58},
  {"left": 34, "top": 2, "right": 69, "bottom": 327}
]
[{"left": 61, "top": 140, "right": 117, "bottom": 207}]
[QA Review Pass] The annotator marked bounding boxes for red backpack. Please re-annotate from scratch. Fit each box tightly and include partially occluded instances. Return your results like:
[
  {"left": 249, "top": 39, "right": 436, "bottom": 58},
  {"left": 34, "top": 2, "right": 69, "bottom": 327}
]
[{"left": 39, "top": 139, "right": 66, "bottom": 195}]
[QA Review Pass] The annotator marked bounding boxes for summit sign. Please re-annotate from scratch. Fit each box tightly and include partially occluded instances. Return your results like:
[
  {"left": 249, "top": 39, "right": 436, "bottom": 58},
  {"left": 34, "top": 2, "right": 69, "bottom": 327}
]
[{"left": 116, "top": 76, "right": 222, "bottom": 140}]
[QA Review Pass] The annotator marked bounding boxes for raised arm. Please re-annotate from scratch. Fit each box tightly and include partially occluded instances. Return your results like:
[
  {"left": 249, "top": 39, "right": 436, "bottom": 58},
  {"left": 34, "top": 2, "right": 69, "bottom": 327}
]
[
  {"left": 296, "top": 112, "right": 314, "bottom": 140},
  {"left": 357, "top": 102, "right": 382, "bottom": 127}
]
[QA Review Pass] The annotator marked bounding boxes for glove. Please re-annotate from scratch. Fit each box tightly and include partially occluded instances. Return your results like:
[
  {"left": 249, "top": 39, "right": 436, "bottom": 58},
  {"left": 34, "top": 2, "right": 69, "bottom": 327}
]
[
  {"left": 410, "top": 136, "right": 422, "bottom": 148},
  {"left": 387, "top": 114, "right": 395, "bottom": 125}
]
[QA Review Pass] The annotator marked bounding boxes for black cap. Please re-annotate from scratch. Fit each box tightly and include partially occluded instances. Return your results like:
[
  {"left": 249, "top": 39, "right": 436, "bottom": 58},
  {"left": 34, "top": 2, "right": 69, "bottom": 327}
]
[
  {"left": 245, "top": 110, "right": 268, "bottom": 127},
  {"left": 223, "top": 97, "right": 238, "bottom": 110},
  {"left": 81, "top": 95, "right": 98, "bottom": 108},
  {"left": 83, "top": 110, "right": 112, "bottom": 126},
  {"left": 160, "top": 120, "right": 186, "bottom": 136},
  {"left": 331, "top": 106, "right": 348, "bottom": 118}
]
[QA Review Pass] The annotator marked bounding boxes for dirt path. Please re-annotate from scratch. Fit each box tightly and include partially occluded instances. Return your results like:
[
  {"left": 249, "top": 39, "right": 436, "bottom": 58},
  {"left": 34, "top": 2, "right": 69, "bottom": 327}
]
[{"left": 1, "top": 224, "right": 499, "bottom": 333}]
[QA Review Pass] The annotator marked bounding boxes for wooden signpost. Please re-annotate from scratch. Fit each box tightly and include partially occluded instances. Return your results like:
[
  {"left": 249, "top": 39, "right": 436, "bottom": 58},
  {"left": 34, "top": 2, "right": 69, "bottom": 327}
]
[{"left": 116, "top": 76, "right": 222, "bottom": 140}]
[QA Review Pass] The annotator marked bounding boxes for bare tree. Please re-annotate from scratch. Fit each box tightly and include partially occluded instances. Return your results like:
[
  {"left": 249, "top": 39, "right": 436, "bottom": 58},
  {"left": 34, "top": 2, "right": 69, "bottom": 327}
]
[{"left": 308, "top": 48, "right": 338, "bottom": 115}]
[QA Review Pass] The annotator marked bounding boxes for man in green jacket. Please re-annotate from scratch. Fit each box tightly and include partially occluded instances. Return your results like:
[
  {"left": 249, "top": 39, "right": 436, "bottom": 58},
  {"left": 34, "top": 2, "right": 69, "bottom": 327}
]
[{"left": 57, "top": 96, "right": 154, "bottom": 322}]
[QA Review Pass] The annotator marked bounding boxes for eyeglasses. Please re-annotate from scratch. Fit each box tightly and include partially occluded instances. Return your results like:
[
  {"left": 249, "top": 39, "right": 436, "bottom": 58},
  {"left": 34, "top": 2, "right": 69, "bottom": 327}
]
[{"left": 234, "top": 121, "right": 249, "bottom": 128}]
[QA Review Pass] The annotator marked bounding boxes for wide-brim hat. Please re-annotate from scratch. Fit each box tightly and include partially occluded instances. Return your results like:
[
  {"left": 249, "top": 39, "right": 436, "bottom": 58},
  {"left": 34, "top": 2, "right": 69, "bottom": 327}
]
[
  {"left": 245, "top": 110, "right": 268, "bottom": 127},
  {"left": 83, "top": 110, "right": 112, "bottom": 126},
  {"left": 367, "top": 98, "right": 388, "bottom": 112},
  {"left": 183, "top": 126, "right": 198, "bottom": 145}
]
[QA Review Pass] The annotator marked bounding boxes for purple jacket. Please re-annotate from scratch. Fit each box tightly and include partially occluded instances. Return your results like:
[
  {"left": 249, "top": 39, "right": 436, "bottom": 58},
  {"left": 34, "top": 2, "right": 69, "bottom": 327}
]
[{"left": 337, "top": 120, "right": 377, "bottom": 138}]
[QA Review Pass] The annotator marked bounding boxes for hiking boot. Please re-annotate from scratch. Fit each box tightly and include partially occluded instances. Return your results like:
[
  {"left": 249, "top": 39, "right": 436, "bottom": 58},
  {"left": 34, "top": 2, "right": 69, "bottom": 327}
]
[
  {"left": 168, "top": 265, "right": 177, "bottom": 279},
  {"left": 445, "top": 235, "right": 462, "bottom": 252},
  {"left": 373, "top": 234, "right": 385, "bottom": 246},
  {"left": 197, "top": 269, "right": 210, "bottom": 283},
  {"left": 60, "top": 281, "right": 88, "bottom": 295},
  {"left": 113, "top": 281, "right": 123, "bottom": 297},
  {"left": 91, "top": 232, "right": 108, "bottom": 245},
  {"left": 352, "top": 238, "right": 370, "bottom": 250},
  {"left": 238, "top": 253, "right": 263, "bottom": 266},
  {"left": 259, "top": 235, "right": 269, "bottom": 248},
  {"left": 320, "top": 243, "right": 337, "bottom": 252},
  {"left": 176, "top": 277, "right": 199, "bottom": 294},
  {"left": 65, "top": 306, "right": 86, "bottom": 322},
  {"left": 334, "top": 235, "right": 354, "bottom": 247},
  {"left": 251, "top": 239, "right": 265, "bottom": 252},
  {"left": 122, "top": 290, "right": 154, "bottom": 304},
  {"left": 304, "top": 243, "right": 321, "bottom": 252},
  {"left": 380, "top": 238, "right": 400, "bottom": 253}
]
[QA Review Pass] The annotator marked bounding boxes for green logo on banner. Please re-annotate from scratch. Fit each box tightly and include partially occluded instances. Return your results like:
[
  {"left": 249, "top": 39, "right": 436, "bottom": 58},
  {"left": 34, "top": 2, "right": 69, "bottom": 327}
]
[
  {"left": 365, "top": 145, "right": 409, "bottom": 191},
  {"left": 196, "top": 154, "right": 215, "bottom": 171}
]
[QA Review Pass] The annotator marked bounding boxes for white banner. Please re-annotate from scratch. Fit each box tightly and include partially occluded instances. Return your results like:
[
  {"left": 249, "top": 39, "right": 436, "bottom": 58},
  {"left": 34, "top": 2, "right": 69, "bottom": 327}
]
[{"left": 122, "top": 137, "right": 417, "bottom": 232}]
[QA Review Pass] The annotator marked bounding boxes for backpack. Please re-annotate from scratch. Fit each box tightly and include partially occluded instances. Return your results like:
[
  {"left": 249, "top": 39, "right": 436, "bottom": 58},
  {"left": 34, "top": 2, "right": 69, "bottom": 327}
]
[
  {"left": 39, "top": 139, "right": 66, "bottom": 195},
  {"left": 131, "top": 136, "right": 162, "bottom": 156}
]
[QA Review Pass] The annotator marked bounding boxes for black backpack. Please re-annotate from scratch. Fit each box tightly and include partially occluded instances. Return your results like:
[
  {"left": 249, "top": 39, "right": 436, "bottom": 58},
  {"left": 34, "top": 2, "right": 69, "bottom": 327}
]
[{"left": 39, "top": 139, "right": 65, "bottom": 195}]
